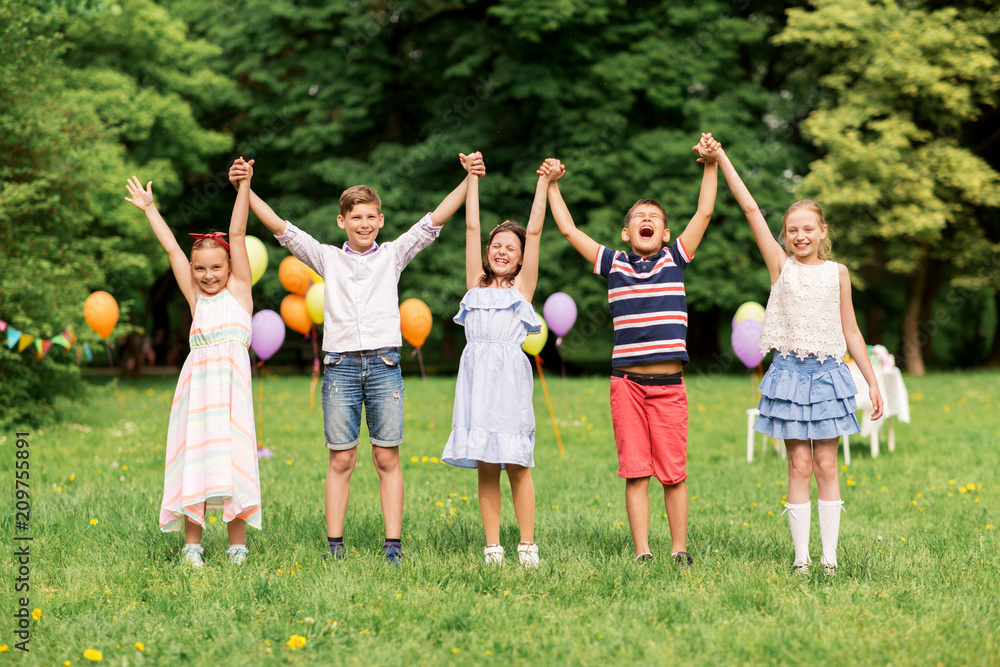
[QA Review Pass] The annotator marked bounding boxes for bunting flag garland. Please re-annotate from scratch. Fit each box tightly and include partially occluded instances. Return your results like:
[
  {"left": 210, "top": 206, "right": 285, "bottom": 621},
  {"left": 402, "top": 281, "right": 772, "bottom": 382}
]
[{"left": 0, "top": 317, "right": 88, "bottom": 363}]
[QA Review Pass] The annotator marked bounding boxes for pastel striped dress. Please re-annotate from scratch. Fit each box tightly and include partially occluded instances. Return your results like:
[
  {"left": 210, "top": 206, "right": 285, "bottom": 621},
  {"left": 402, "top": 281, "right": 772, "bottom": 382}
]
[{"left": 159, "top": 289, "right": 262, "bottom": 532}]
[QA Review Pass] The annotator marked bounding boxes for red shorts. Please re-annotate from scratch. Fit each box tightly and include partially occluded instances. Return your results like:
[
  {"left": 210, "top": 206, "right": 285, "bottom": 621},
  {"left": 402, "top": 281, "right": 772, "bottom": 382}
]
[{"left": 609, "top": 375, "right": 688, "bottom": 485}]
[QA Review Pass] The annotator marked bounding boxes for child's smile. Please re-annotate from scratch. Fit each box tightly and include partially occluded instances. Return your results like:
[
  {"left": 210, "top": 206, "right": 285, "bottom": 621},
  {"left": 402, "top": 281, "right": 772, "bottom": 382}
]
[
  {"left": 623, "top": 205, "right": 669, "bottom": 256},
  {"left": 784, "top": 210, "right": 827, "bottom": 262},
  {"left": 338, "top": 202, "right": 384, "bottom": 253},
  {"left": 190, "top": 247, "right": 231, "bottom": 295},
  {"left": 487, "top": 230, "right": 522, "bottom": 280}
]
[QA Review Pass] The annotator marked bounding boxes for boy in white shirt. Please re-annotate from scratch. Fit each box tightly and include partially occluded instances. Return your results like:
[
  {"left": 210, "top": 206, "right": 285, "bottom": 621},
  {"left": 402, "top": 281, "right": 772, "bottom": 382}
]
[{"left": 229, "top": 153, "right": 484, "bottom": 562}]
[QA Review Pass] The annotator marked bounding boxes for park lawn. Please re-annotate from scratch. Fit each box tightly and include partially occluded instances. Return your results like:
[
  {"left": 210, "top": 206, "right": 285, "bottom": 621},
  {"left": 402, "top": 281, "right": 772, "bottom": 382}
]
[{"left": 1, "top": 371, "right": 997, "bottom": 665}]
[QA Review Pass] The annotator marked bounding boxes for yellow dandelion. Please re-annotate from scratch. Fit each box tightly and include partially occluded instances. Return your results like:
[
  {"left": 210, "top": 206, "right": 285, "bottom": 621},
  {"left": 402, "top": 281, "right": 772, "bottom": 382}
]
[
  {"left": 122, "top": 465, "right": 128, "bottom": 471},
  {"left": 756, "top": 483, "right": 761, "bottom": 488},
  {"left": 422, "top": 456, "right": 429, "bottom": 463},
  {"left": 586, "top": 423, "right": 593, "bottom": 430},
  {"left": 90, "top": 519, "right": 98, "bottom": 526},
  {"left": 876, "top": 475, "right": 882, "bottom": 480},
  {"left": 0, "top": 646, "right": 8, "bottom": 653},
  {"left": 285, "top": 459, "right": 293, "bottom": 465},
  {"left": 431, "top": 457, "right": 439, "bottom": 463},
  {"left": 57, "top": 487, "right": 62, "bottom": 493},
  {"left": 581, "top": 415, "right": 588, "bottom": 421},
  {"left": 691, "top": 495, "right": 698, "bottom": 500},
  {"left": 64, "top": 661, "right": 70, "bottom": 666},
  {"left": 949, "top": 479, "right": 956, "bottom": 485},
  {"left": 960, "top": 487, "right": 967, "bottom": 494},
  {"left": 900, "top": 537, "right": 907, "bottom": 542},
  {"left": 135, "top": 642, "right": 144, "bottom": 651},
  {"left": 397, "top": 593, "right": 402, "bottom": 599},
  {"left": 32, "top": 608, "right": 41, "bottom": 621},
  {"left": 410, "top": 456, "right": 419, "bottom": 462},
  {"left": 948, "top": 493, "right": 953, "bottom": 497},
  {"left": 841, "top": 465, "right": 847, "bottom": 471},
  {"left": 450, "top": 493, "right": 457, "bottom": 497},
  {"left": 912, "top": 501, "right": 917, "bottom": 506},
  {"left": 461, "top": 496, "right": 468, "bottom": 501},
  {"left": 359, "top": 629, "right": 371, "bottom": 635},
  {"left": 286, "top": 634, "right": 307, "bottom": 650},
  {"left": 83, "top": 649, "right": 103, "bottom": 661},
  {"left": 751, "top": 503, "right": 757, "bottom": 508},
  {"left": 437, "top": 501, "right": 444, "bottom": 507},
  {"left": 70, "top": 473, "right": 76, "bottom": 482},
  {"left": 264, "top": 640, "right": 271, "bottom": 646},
  {"left": 115, "top": 645, "right": 120, "bottom": 649},
  {"left": 743, "top": 522, "right": 749, "bottom": 527},
  {"left": 768, "top": 511, "right": 773, "bottom": 516},
  {"left": 846, "top": 480, "right": 856, "bottom": 486},
  {"left": 986, "top": 525, "right": 994, "bottom": 530},
  {"left": 485, "top": 650, "right": 494, "bottom": 656},
  {"left": 452, "top": 648, "right": 461, "bottom": 654},
  {"left": 881, "top": 486, "right": 888, "bottom": 491},
  {"left": 917, "top": 493, "right": 923, "bottom": 497},
  {"left": 552, "top": 504, "right": 560, "bottom": 509},
  {"left": 966, "top": 483, "right": 975, "bottom": 490},
  {"left": 209, "top": 517, "right": 217, "bottom": 523}
]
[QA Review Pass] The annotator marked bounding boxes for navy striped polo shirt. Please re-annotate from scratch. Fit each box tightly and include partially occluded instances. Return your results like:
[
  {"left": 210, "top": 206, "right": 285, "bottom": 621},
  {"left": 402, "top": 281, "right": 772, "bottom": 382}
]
[{"left": 594, "top": 239, "right": 693, "bottom": 366}]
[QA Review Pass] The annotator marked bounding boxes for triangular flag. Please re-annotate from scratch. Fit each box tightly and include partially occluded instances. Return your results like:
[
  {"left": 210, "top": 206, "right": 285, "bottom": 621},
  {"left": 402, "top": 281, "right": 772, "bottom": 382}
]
[
  {"left": 76, "top": 347, "right": 83, "bottom": 365},
  {"left": 83, "top": 342, "right": 93, "bottom": 362},
  {"left": 52, "top": 334, "right": 70, "bottom": 348},
  {"left": 66, "top": 328, "right": 77, "bottom": 347},
  {"left": 6, "top": 328, "right": 21, "bottom": 349},
  {"left": 40, "top": 340, "right": 53, "bottom": 359},
  {"left": 34, "top": 338, "right": 42, "bottom": 359},
  {"left": 18, "top": 335, "right": 34, "bottom": 352},
  {"left": 0, "top": 320, "right": 6, "bottom": 331}
]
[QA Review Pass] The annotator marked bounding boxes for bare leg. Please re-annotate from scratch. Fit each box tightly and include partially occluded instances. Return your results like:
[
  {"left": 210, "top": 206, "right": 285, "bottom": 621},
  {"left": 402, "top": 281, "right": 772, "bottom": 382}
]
[
  {"left": 625, "top": 477, "right": 651, "bottom": 556},
  {"left": 506, "top": 465, "right": 535, "bottom": 543},
  {"left": 325, "top": 448, "right": 358, "bottom": 538},
  {"left": 785, "top": 439, "right": 814, "bottom": 504},
  {"left": 812, "top": 438, "right": 841, "bottom": 500},
  {"left": 478, "top": 463, "right": 503, "bottom": 545},
  {"left": 372, "top": 446, "right": 404, "bottom": 539},
  {"left": 227, "top": 518, "right": 246, "bottom": 546},
  {"left": 184, "top": 505, "right": 205, "bottom": 545},
  {"left": 662, "top": 480, "right": 688, "bottom": 554}
]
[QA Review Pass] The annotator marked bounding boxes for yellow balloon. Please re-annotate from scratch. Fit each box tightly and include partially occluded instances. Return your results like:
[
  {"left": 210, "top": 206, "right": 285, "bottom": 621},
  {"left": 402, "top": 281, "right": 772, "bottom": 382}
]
[
  {"left": 734, "top": 301, "right": 766, "bottom": 325},
  {"left": 305, "top": 282, "right": 324, "bottom": 324},
  {"left": 245, "top": 236, "right": 268, "bottom": 285},
  {"left": 521, "top": 314, "right": 548, "bottom": 356},
  {"left": 307, "top": 266, "right": 323, "bottom": 284}
]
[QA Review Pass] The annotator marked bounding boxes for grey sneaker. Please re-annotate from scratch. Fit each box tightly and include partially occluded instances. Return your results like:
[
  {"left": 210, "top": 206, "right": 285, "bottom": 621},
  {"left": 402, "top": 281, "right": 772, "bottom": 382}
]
[
  {"left": 226, "top": 545, "right": 249, "bottom": 565},
  {"left": 635, "top": 552, "right": 654, "bottom": 563},
  {"left": 181, "top": 544, "right": 205, "bottom": 568},
  {"left": 672, "top": 552, "right": 693, "bottom": 568},
  {"left": 793, "top": 561, "right": 810, "bottom": 575}
]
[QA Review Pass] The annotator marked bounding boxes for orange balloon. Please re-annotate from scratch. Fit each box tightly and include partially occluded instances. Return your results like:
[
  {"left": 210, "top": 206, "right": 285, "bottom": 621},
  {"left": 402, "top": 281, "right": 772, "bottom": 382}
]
[
  {"left": 280, "top": 294, "right": 312, "bottom": 335},
  {"left": 83, "top": 291, "right": 119, "bottom": 339},
  {"left": 399, "top": 298, "right": 432, "bottom": 348},
  {"left": 278, "top": 256, "right": 312, "bottom": 295}
]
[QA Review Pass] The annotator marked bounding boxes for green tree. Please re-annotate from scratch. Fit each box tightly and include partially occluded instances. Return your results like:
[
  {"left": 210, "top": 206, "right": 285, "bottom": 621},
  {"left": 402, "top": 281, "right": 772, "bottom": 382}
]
[
  {"left": 0, "top": 0, "right": 231, "bottom": 427},
  {"left": 776, "top": 0, "right": 1000, "bottom": 374}
]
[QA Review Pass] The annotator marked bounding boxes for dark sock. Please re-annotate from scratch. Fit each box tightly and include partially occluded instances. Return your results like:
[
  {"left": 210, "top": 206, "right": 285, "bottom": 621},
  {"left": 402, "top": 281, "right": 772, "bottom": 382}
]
[
  {"left": 383, "top": 538, "right": 401, "bottom": 548},
  {"left": 328, "top": 536, "right": 344, "bottom": 552}
]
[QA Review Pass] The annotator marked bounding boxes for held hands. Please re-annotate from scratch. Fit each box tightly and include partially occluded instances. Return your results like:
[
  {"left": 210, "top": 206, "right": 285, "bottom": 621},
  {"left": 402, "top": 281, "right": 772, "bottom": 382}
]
[
  {"left": 693, "top": 133, "right": 722, "bottom": 163},
  {"left": 536, "top": 158, "right": 565, "bottom": 182},
  {"left": 869, "top": 387, "right": 884, "bottom": 421},
  {"left": 124, "top": 176, "right": 155, "bottom": 211},
  {"left": 459, "top": 151, "right": 486, "bottom": 178},
  {"left": 228, "top": 157, "right": 255, "bottom": 189}
]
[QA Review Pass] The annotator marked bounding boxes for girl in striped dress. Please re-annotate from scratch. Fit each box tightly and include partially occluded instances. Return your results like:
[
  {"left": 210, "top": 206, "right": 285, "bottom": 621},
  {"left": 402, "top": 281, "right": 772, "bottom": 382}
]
[{"left": 125, "top": 163, "right": 262, "bottom": 567}]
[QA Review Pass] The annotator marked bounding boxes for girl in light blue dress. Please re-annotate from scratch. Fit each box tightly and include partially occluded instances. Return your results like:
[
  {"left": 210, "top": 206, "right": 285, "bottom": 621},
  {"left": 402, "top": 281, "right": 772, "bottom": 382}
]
[{"left": 442, "top": 157, "right": 562, "bottom": 566}]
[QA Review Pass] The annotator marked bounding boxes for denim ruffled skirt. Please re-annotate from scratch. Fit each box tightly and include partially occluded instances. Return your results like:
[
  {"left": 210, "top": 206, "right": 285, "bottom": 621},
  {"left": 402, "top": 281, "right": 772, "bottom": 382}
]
[{"left": 753, "top": 353, "right": 860, "bottom": 441}]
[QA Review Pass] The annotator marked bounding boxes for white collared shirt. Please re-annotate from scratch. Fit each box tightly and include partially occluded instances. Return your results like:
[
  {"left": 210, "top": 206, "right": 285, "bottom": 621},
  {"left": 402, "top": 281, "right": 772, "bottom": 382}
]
[{"left": 275, "top": 214, "right": 440, "bottom": 352}]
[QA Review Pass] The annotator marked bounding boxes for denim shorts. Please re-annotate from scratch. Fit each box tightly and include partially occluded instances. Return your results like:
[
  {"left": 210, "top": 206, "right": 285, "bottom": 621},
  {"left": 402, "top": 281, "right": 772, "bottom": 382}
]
[{"left": 321, "top": 348, "right": 405, "bottom": 450}]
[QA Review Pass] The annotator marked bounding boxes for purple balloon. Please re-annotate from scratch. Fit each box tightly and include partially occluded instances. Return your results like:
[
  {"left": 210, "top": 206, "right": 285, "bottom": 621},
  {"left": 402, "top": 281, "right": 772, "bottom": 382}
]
[
  {"left": 731, "top": 319, "right": 765, "bottom": 368},
  {"left": 250, "top": 309, "right": 285, "bottom": 361},
  {"left": 543, "top": 292, "right": 577, "bottom": 337}
]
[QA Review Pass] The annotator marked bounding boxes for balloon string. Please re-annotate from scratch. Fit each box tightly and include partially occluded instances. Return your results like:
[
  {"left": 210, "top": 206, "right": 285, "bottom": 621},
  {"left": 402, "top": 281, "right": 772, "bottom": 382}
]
[
  {"left": 534, "top": 354, "right": 565, "bottom": 459},
  {"left": 416, "top": 347, "right": 435, "bottom": 428},
  {"left": 254, "top": 359, "right": 265, "bottom": 450}
]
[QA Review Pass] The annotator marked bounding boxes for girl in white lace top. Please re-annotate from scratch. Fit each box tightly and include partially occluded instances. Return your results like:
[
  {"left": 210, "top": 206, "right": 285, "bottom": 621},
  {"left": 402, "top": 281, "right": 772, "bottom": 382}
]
[{"left": 716, "top": 147, "right": 883, "bottom": 576}]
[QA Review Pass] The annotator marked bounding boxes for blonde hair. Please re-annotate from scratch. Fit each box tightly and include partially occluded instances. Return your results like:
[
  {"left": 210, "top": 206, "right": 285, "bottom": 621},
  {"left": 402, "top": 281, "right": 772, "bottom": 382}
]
[{"left": 780, "top": 200, "right": 832, "bottom": 260}]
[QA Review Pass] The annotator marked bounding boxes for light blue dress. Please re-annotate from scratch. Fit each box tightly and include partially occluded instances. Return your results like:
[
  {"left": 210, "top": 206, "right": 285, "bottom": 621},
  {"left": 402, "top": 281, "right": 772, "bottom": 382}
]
[{"left": 442, "top": 287, "right": 542, "bottom": 469}]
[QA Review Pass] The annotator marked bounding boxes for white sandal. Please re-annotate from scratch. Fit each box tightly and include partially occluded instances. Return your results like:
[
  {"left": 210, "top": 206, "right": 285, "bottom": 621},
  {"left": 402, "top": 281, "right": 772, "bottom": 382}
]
[
  {"left": 484, "top": 544, "right": 504, "bottom": 565},
  {"left": 517, "top": 542, "right": 539, "bottom": 567}
]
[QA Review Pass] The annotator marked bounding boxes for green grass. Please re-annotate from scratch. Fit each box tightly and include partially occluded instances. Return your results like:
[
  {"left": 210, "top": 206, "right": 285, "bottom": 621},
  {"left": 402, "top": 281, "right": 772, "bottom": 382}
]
[{"left": 2, "top": 371, "right": 998, "bottom": 665}]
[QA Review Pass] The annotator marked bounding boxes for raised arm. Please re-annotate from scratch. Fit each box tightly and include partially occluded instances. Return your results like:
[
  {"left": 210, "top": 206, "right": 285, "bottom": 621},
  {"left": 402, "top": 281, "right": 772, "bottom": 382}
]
[
  {"left": 125, "top": 177, "right": 195, "bottom": 308},
  {"left": 462, "top": 152, "right": 483, "bottom": 289},
  {"left": 517, "top": 159, "right": 558, "bottom": 302},
  {"left": 677, "top": 134, "right": 720, "bottom": 257},
  {"left": 227, "top": 162, "right": 254, "bottom": 313},
  {"left": 713, "top": 148, "right": 787, "bottom": 284},
  {"left": 546, "top": 164, "right": 601, "bottom": 265},
  {"left": 431, "top": 152, "right": 485, "bottom": 227},
  {"left": 228, "top": 158, "right": 287, "bottom": 236},
  {"left": 839, "top": 264, "right": 884, "bottom": 420}
]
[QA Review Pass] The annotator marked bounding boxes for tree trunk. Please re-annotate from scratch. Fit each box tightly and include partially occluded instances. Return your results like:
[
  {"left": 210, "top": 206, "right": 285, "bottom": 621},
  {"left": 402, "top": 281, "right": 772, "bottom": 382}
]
[
  {"left": 987, "top": 291, "right": 1000, "bottom": 367},
  {"left": 858, "top": 238, "right": 885, "bottom": 344},
  {"left": 899, "top": 253, "right": 929, "bottom": 376},
  {"left": 917, "top": 260, "right": 945, "bottom": 368}
]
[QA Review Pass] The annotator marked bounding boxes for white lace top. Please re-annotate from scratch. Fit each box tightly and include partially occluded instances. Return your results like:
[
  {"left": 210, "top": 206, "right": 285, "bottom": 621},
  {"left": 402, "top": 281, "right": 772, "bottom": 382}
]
[{"left": 758, "top": 258, "right": 846, "bottom": 363}]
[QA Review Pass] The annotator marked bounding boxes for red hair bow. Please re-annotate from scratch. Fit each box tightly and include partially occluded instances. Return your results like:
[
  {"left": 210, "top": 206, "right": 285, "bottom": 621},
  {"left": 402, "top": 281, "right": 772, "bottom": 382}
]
[{"left": 189, "top": 232, "right": 230, "bottom": 253}]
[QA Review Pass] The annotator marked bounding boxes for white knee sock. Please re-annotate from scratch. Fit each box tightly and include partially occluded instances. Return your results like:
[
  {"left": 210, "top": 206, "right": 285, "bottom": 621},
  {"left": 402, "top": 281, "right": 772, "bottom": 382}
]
[
  {"left": 817, "top": 498, "right": 844, "bottom": 567},
  {"left": 784, "top": 501, "right": 811, "bottom": 565}
]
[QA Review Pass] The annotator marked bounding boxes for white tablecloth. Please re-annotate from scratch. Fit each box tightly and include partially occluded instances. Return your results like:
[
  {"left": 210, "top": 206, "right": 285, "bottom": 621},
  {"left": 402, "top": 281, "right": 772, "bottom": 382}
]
[{"left": 847, "top": 363, "right": 910, "bottom": 436}]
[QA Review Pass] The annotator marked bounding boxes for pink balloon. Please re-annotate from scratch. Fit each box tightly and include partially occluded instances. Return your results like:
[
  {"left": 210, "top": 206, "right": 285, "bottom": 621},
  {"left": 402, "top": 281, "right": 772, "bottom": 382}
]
[
  {"left": 250, "top": 309, "right": 285, "bottom": 361},
  {"left": 543, "top": 292, "right": 577, "bottom": 337},
  {"left": 731, "top": 319, "right": 765, "bottom": 368}
]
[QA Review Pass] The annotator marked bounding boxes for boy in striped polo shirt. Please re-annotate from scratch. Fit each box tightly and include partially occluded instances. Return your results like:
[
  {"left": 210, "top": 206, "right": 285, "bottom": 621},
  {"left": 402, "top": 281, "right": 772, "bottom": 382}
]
[{"left": 546, "top": 134, "right": 720, "bottom": 565}]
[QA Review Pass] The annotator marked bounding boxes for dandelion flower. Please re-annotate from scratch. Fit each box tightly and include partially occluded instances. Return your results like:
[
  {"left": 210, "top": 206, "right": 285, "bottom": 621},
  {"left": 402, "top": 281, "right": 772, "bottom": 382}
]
[
  {"left": 57, "top": 487, "right": 63, "bottom": 493},
  {"left": 437, "top": 501, "right": 444, "bottom": 507},
  {"left": 64, "top": 661, "right": 70, "bottom": 666},
  {"left": 83, "top": 649, "right": 103, "bottom": 661},
  {"left": 264, "top": 640, "right": 271, "bottom": 646},
  {"left": 209, "top": 517, "right": 217, "bottom": 523},
  {"left": 90, "top": 519, "right": 98, "bottom": 526},
  {"left": 70, "top": 474, "right": 76, "bottom": 482},
  {"left": 32, "top": 608, "right": 41, "bottom": 621},
  {"left": 966, "top": 483, "right": 975, "bottom": 490},
  {"left": 0, "top": 646, "right": 8, "bottom": 653},
  {"left": 949, "top": 479, "right": 956, "bottom": 485},
  {"left": 422, "top": 456, "right": 429, "bottom": 463},
  {"left": 461, "top": 496, "right": 467, "bottom": 501},
  {"left": 900, "top": 537, "right": 907, "bottom": 542},
  {"left": 431, "top": 457, "right": 439, "bottom": 463},
  {"left": 286, "top": 635, "right": 306, "bottom": 650},
  {"left": 450, "top": 493, "right": 457, "bottom": 497},
  {"left": 359, "top": 629, "right": 371, "bottom": 635},
  {"left": 135, "top": 642, "right": 144, "bottom": 651},
  {"left": 122, "top": 465, "right": 128, "bottom": 471},
  {"left": 452, "top": 648, "right": 461, "bottom": 654},
  {"left": 846, "top": 480, "right": 856, "bottom": 486},
  {"left": 410, "top": 456, "right": 419, "bottom": 463}
]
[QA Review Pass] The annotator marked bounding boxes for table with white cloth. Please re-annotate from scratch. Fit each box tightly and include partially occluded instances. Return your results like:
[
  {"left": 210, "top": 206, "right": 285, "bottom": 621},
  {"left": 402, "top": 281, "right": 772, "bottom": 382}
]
[{"left": 841, "top": 362, "right": 910, "bottom": 464}]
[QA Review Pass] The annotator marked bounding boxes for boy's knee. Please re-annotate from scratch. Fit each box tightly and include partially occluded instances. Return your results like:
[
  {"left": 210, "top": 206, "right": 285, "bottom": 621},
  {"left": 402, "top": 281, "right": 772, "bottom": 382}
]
[
  {"left": 371, "top": 446, "right": 400, "bottom": 472},
  {"left": 329, "top": 449, "right": 358, "bottom": 475}
]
